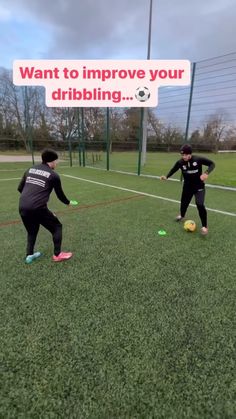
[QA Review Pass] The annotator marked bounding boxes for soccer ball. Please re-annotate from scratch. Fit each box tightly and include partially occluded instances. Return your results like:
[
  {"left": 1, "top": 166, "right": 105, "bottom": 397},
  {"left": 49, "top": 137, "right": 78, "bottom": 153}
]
[
  {"left": 184, "top": 220, "right": 196, "bottom": 232},
  {"left": 135, "top": 86, "right": 150, "bottom": 102}
]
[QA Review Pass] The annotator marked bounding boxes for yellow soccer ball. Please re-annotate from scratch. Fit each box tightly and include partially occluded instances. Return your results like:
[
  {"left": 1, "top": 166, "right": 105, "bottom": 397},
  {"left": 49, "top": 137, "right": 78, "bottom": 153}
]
[{"left": 184, "top": 220, "right": 196, "bottom": 232}]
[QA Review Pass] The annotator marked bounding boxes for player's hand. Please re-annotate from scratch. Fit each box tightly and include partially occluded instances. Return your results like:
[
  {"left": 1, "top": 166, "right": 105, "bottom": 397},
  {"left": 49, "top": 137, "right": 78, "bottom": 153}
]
[
  {"left": 200, "top": 173, "right": 208, "bottom": 181},
  {"left": 160, "top": 175, "right": 167, "bottom": 180}
]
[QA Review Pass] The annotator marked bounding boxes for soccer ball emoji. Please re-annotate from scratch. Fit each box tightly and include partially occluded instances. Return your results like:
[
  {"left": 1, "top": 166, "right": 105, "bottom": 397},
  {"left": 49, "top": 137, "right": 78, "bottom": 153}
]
[
  {"left": 184, "top": 220, "right": 196, "bottom": 232},
  {"left": 135, "top": 86, "right": 151, "bottom": 102}
]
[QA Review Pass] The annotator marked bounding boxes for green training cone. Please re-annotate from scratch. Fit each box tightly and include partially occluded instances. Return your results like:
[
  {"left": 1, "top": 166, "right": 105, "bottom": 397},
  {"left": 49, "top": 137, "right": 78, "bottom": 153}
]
[{"left": 158, "top": 229, "right": 167, "bottom": 236}]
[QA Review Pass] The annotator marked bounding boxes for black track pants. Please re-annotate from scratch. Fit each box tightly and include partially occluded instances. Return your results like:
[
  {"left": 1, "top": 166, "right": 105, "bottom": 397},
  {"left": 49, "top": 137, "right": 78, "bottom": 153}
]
[
  {"left": 180, "top": 185, "right": 207, "bottom": 227},
  {"left": 20, "top": 208, "right": 62, "bottom": 256}
]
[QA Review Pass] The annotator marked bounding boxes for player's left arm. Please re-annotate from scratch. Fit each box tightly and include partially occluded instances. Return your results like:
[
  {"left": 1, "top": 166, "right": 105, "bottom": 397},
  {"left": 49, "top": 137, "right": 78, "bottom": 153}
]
[{"left": 200, "top": 157, "right": 215, "bottom": 181}]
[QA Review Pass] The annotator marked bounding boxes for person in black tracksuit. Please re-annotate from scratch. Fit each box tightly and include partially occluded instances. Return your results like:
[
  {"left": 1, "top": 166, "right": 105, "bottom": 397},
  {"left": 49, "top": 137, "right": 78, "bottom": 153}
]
[
  {"left": 18, "top": 149, "right": 73, "bottom": 262},
  {"left": 161, "top": 144, "right": 215, "bottom": 234}
]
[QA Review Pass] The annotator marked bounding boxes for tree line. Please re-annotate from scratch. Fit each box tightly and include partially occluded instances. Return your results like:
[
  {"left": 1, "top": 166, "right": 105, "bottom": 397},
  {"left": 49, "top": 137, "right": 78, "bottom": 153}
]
[{"left": 1, "top": 67, "right": 236, "bottom": 152}]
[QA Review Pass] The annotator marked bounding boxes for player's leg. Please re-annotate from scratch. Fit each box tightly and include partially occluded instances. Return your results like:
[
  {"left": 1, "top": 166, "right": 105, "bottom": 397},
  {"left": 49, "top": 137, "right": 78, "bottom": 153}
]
[
  {"left": 195, "top": 189, "right": 208, "bottom": 234},
  {"left": 20, "top": 211, "right": 42, "bottom": 263},
  {"left": 39, "top": 208, "right": 72, "bottom": 261},
  {"left": 176, "top": 186, "right": 194, "bottom": 221}
]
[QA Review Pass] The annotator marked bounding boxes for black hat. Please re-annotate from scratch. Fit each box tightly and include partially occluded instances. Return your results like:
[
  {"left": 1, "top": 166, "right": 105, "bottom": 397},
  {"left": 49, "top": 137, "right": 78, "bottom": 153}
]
[
  {"left": 41, "top": 149, "right": 58, "bottom": 163},
  {"left": 180, "top": 144, "right": 192, "bottom": 155}
]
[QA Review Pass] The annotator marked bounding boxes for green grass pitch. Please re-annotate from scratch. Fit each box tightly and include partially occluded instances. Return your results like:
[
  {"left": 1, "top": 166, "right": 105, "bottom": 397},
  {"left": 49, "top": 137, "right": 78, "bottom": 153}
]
[{"left": 0, "top": 157, "right": 236, "bottom": 418}]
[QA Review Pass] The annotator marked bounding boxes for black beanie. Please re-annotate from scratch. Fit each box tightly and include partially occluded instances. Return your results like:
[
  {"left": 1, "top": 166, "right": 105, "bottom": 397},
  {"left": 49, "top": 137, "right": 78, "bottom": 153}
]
[
  {"left": 41, "top": 149, "right": 58, "bottom": 163},
  {"left": 180, "top": 144, "right": 192, "bottom": 155}
]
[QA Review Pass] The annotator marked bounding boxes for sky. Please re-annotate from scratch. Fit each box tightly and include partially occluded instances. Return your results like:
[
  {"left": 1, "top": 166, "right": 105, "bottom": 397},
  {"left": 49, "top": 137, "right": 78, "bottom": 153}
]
[{"left": 0, "top": 0, "right": 236, "bottom": 69}]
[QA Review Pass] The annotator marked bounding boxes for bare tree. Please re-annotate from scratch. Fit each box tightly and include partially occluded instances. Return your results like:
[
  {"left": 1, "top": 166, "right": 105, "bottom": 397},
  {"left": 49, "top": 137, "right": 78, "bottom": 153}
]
[
  {"left": 203, "top": 113, "right": 226, "bottom": 152},
  {"left": 50, "top": 107, "right": 78, "bottom": 142},
  {"left": 0, "top": 69, "right": 42, "bottom": 150},
  {"left": 147, "top": 109, "right": 164, "bottom": 143}
]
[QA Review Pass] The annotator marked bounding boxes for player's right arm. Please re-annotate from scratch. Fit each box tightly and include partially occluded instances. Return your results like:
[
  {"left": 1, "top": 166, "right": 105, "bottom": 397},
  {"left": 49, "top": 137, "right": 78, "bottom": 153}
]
[
  {"left": 53, "top": 175, "right": 70, "bottom": 205},
  {"left": 17, "top": 172, "right": 27, "bottom": 192},
  {"left": 160, "top": 161, "right": 180, "bottom": 180}
]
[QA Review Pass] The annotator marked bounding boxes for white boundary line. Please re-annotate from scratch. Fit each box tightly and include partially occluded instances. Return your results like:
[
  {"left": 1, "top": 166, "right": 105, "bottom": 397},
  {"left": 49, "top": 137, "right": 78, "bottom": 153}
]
[
  {"left": 85, "top": 165, "right": 236, "bottom": 192},
  {"left": 1, "top": 165, "right": 235, "bottom": 191},
  {"left": 63, "top": 174, "right": 236, "bottom": 218},
  {"left": 0, "top": 169, "right": 25, "bottom": 172},
  {"left": 0, "top": 177, "right": 21, "bottom": 181},
  {"left": 1, "top": 173, "right": 235, "bottom": 217},
  {"left": 0, "top": 165, "right": 70, "bottom": 172}
]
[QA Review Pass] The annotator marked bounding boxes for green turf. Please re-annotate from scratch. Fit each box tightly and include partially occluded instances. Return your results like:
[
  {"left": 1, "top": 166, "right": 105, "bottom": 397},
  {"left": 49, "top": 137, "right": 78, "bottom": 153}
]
[{"left": 0, "top": 163, "right": 236, "bottom": 418}]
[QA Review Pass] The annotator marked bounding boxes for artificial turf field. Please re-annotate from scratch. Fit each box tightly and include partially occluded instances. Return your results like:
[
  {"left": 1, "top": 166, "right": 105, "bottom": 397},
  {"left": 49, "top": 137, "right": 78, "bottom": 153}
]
[{"left": 0, "top": 155, "right": 236, "bottom": 418}]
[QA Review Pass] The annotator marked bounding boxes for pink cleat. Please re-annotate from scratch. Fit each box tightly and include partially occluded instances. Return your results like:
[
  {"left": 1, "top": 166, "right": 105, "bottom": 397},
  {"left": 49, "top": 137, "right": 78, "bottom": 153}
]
[
  {"left": 52, "top": 252, "right": 73, "bottom": 262},
  {"left": 201, "top": 227, "right": 208, "bottom": 236}
]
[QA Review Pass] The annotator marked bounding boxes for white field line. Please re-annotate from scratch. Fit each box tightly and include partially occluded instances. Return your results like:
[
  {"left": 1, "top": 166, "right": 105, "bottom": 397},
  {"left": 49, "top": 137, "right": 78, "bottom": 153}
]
[
  {"left": 63, "top": 174, "right": 236, "bottom": 218},
  {"left": 1, "top": 174, "right": 235, "bottom": 218},
  {"left": 86, "top": 165, "right": 236, "bottom": 192},
  {"left": 0, "top": 177, "right": 21, "bottom": 181},
  {"left": 0, "top": 165, "right": 70, "bottom": 172},
  {"left": 1, "top": 165, "right": 235, "bottom": 191},
  {"left": 0, "top": 169, "right": 26, "bottom": 172}
]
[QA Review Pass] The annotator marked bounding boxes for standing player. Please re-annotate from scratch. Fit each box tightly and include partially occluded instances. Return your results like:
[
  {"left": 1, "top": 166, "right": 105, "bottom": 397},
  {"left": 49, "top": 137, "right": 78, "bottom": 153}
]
[
  {"left": 160, "top": 144, "right": 215, "bottom": 235},
  {"left": 18, "top": 149, "right": 76, "bottom": 263}
]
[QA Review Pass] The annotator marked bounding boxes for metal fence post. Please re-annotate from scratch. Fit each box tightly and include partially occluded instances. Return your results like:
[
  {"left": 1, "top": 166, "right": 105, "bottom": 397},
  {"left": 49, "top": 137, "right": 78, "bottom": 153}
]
[
  {"left": 106, "top": 107, "right": 110, "bottom": 171},
  {"left": 184, "top": 62, "right": 196, "bottom": 142}
]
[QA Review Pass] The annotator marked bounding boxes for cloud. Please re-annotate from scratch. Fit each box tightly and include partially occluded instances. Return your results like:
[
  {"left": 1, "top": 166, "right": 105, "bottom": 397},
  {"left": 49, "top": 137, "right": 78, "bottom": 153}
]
[
  {"left": 0, "top": 4, "right": 12, "bottom": 21},
  {"left": 2, "top": 0, "right": 236, "bottom": 64}
]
